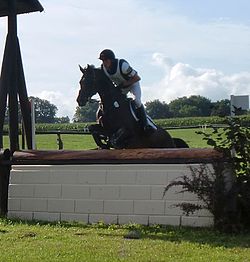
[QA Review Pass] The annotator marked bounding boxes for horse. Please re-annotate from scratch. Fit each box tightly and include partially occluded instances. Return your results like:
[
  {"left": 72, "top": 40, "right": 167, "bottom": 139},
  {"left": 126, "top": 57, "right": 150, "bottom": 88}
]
[{"left": 77, "top": 64, "right": 189, "bottom": 149}]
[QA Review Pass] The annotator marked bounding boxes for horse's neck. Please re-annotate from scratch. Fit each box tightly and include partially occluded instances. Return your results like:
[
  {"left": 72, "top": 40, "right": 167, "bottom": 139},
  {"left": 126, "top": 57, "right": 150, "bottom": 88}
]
[{"left": 95, "top": 69, "right": 126, "bottom": 105}]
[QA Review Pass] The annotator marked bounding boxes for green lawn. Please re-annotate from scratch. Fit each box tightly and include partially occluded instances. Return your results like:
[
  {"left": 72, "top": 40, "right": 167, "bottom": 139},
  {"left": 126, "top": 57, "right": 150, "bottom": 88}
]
[
  {"left": 2, "top": 128, "right": 210, "bottom": 150},
  {"left": 0, "top": 219, "right": 249, "bottom": 262}
]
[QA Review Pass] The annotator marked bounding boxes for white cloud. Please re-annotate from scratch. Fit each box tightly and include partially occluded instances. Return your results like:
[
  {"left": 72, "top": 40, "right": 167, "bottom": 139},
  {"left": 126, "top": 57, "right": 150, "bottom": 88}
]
[
  {"left": 143, "top": 53, "right": 250, "bottom": 105},
  {"left": 0, "top": 1, "right": 250, "bottom": 119},
  {"left": 35, "top": 90, "right": 77, "bottom": 119}
]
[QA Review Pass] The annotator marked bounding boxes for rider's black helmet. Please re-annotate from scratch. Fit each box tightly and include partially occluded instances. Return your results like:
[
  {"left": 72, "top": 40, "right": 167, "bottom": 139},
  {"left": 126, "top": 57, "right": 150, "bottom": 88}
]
[{"left": 99, "top": 49, "right": 116, "bottom": 60}]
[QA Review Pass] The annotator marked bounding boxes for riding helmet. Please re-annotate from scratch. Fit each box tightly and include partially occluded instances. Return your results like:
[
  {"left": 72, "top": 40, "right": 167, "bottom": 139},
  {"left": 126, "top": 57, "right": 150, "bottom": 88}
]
[{"left": 99, "top": 49, "right": 116, "bottom": 60}]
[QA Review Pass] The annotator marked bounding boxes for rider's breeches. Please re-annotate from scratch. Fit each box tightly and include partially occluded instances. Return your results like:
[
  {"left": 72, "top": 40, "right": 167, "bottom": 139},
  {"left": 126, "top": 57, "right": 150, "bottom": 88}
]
[{"left": 122, "top": 82, "right": 142, "bottom": 108}]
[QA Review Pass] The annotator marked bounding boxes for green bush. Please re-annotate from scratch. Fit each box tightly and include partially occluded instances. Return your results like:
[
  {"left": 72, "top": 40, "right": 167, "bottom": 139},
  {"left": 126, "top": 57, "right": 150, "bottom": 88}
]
[
  {"left": 164, "top": 116, "right": 250, "bottom": 232},
  {"left": 155, "top": 115, "right": 250, "bottom": 129}
]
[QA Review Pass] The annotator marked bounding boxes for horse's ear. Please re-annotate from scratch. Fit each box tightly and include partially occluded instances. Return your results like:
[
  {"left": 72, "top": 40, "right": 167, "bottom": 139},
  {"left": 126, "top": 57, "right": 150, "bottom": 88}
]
[{"left": 79, "top": 65, "right": 85, "bottom": 73}]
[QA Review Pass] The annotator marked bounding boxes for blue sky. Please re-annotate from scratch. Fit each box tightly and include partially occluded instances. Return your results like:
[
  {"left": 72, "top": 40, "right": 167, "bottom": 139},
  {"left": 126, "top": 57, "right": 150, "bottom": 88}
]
[{"left": 0, "top": 0, "right": 250, "bottom": 119}]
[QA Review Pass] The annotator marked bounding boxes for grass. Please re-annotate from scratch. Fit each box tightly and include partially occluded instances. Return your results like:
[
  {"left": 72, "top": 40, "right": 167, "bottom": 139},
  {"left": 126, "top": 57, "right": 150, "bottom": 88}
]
[
  {"left": 0, "top": 218, "right": 250, "bottom": 262},
  {"left": 2, "top": 128, "right": 210, "bottom": 150},
  {"left": 168, "top": 128, "right": 210, "bottom": 148}
]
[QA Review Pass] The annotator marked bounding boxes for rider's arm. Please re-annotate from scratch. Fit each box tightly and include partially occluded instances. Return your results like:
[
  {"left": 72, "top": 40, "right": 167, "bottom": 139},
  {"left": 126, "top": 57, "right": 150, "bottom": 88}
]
[
  {"left": 120, "top": 61, "right": 141, "bottom": 88},
  {"left": 123, "top": 74, "right": 141, "bottom": 88}
]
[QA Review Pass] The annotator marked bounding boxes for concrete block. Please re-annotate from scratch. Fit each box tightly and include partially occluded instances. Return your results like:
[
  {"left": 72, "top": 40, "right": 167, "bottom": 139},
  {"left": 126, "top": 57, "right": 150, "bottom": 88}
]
[
  {"left": 9, "top": 170, "right": 23, "bottom": 183},
  {"left": 34, "top": 184, "right": 61, "bottom": 198},
  {"left": 151, "top": 186, "right": 168, "bottom": 200},
  {"left": 166, "top": 164, "right": 196, "bottom": 173},
  {"left": 181, "top": 216, "right": 214, "bottom": 227},
  {"left": 33, "top": 212, "right": 60, "bottom": 222},
  {"left": 149, "top": 215, "right": 181, "bottom": 226},
  {"left": 151, "top": 185, "right": 187, "bottom": 201},
  {"left": 90, "top": 185, "right": 119, "bottom": 200},
  {"left": 9, "top": 184, "right": 34, "bottom": 198},
  {"left": 165, "top": 201, "right": 183, "bottom": 216},
  {"left": 118, "top": 215, "right": 148, "bottom": 225},
  {"left": 49, "top": 171, "right": 79, "bottom": 184},
  {"left": 61, "top": 213, "right": 89, "bottom": 223},
  {"left": 50, "top": 165, "right": 85, "bottom": 173},
  {"left": 17, "top": 167, "right": 50, "bottom": 184},
  {"left": 183, "top": 191, "right": 199, "bottom": 201},
  {"left": 21, "top": 198, "right": 48, "bottom": 212},
  {"left": 162, "top": 185, "right": 184, "bottom": 200},
  {"left": 78, "top": 170, "right": 106, "bottom": 184},
  {"left": 167, "top": 171, "right": 184, "bottom": 184},
  {"left": 104, "top": 200, "right": 133, "bottom": 214},
  {"left": 8, "top": 198, "right": 21, "bottom": 211},
  {"left": 136, "top": 170, "right": 168, "bottom": 185},
  {"left": 62, "top": 185, "right": 90, "bottom": 199},
  {"left": 120, "top": 185, "right": 150, "bottom": 200},
  {"left": 107, "top": 170, "right": 137, "bottom": 185},
  {"left": 196, "top": 208, "right": 213, "bottom": 217},
  {"left": 8, "top": 211, "right": 33, "bottom": 220},
  {"left": 75, "top": 200, "right": 104, "bottom": 213},
  {"left": 89, "top": 214, "right": 118, "bottom": 224},
  {"left": 48, "top": 199, "right": 74, "bottom": 213},
  {"left": 134, "top": 200, "right": 165, "bottom": 215}
]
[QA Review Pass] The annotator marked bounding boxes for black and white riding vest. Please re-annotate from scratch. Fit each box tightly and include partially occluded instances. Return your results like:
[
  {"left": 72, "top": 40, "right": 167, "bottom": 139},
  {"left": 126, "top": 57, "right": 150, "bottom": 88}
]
[{"left": 102, "top": 59, "right": 137, "bottom": 86}]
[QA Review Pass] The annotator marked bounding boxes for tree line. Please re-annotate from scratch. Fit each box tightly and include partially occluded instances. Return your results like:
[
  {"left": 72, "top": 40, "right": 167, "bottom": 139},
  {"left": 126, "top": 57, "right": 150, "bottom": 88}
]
[
  {"left": 73, "top": 95, "right": 234, "bottom": 122},
  {"left": 6, "top": 95, "right": 248, "bottom": 124},
  {"left": 4, "top": 96, "right": 70, "bottom": 124}
]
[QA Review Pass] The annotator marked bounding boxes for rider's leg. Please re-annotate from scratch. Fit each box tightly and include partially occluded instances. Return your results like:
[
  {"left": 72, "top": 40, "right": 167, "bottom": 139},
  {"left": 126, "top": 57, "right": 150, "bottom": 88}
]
[
  {"left": 130, "top": 83, "right": 154, "bottom": 133},
  {"left": 136, "top": 104, "right": 154, "bottom": 133}
]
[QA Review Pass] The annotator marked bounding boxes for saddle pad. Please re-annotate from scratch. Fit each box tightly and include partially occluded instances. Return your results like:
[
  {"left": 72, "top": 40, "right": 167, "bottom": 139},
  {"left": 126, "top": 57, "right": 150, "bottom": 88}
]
[{"left": 129, "top": 101, "right": 157, "bottom": 130}]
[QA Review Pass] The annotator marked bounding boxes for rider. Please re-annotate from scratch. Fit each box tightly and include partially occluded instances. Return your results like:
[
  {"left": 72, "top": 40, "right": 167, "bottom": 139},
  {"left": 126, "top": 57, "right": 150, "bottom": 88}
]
[{"left": 98, "top": 49, "right": 153, "bottom": 134}]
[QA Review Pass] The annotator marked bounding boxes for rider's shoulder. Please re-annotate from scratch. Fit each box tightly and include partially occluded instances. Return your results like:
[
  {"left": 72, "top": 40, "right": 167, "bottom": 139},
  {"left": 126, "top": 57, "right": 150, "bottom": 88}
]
[
  {"left": 119, "top": 59, "right": 133, "bottom": 73},
  {"left": 119, "top": 59, "right": 130, "bottom": 68}
]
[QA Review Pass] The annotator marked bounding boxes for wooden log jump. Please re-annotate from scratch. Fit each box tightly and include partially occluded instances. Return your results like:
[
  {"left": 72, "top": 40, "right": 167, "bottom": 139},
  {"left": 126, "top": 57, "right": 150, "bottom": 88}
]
[{"left": 11, "top": 148, "right": 225, "bottom": 165}]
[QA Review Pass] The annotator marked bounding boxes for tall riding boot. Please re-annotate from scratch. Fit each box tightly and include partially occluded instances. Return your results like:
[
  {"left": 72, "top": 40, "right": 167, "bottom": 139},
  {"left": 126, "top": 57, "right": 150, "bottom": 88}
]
[{"left": 137, "top": 105, "right": 154, "bottom": 134}]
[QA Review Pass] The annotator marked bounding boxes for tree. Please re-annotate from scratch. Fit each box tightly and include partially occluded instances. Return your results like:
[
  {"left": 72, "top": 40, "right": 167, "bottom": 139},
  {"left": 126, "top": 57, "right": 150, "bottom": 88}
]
[
  {"left": 29, "top": 96, "right": 58, "bottom": 123},
  {"left": 210, "top": 99, "right": 230, "bottom": 117},
  {"left": 73, "top": 100, "right": 99, "bottom": 122},
  {"left": 169, "top": 95, "right": 212, "bottom": 117},
  {"left": 55, "top": 116, "right": 70, "bottom": 124},
  {"left": 145, "top": 99, "right": 172, "bottom": 119}
]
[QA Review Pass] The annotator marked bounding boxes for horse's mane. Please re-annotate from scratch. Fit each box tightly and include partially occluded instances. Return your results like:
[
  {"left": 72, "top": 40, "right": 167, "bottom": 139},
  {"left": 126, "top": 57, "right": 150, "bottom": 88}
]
[{"left": 93, "top": 66, "right": 127, "bottom": 101}]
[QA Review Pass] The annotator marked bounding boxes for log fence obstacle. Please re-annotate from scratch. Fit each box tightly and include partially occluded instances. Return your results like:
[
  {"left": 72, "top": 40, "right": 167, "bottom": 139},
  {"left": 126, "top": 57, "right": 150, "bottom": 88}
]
[{"left": 0, "top": 148, "right": 232, "bottom": 227}]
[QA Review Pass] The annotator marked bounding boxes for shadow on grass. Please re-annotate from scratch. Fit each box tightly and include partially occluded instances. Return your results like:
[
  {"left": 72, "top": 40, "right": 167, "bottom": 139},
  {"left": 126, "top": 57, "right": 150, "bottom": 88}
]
[{"left": 1, "top": 217, "right": 250, "bottom": 249}]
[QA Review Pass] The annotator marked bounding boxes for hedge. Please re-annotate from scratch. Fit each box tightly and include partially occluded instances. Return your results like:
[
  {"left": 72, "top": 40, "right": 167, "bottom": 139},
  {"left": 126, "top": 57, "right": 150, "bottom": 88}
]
[{"left": 2, "top": 115, "right": 250, "bottom": 133}]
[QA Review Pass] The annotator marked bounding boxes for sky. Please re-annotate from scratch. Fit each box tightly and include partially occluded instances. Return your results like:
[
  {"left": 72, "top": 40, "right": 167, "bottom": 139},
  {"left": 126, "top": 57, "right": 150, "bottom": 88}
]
[{"left": 0, "top": 0, "right": 250, "bottom": 120}]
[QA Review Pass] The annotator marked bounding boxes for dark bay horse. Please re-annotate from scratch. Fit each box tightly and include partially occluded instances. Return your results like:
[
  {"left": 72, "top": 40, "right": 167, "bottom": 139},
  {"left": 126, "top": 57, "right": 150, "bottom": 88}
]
[{"left": 77, "top": 64, "right": 188, "bottom": 149}]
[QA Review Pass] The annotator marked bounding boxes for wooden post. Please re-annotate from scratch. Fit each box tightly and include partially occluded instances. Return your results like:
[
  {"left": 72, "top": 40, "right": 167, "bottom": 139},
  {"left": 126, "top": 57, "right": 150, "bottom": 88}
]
[
  {"left": 7, "top": 0, "right": 19, "bottom": 152},
  {"left": 0, "top": 36, "right": 11, "bottom": 149},
  {"left": 17, "top": 39, "right": 33, "bottom": 149},
  {"left": 0, "top": 149, "right": 11, "bottom": 217},
  {"left": 0, "top": 0, "right": 37, "bottom": 152}
]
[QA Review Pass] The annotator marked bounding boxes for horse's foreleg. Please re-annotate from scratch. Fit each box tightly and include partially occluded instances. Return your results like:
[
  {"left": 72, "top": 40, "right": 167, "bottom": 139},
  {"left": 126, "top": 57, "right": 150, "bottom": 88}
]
[{"left": 89, "top": 124, "right": 110, "bottom": 149}]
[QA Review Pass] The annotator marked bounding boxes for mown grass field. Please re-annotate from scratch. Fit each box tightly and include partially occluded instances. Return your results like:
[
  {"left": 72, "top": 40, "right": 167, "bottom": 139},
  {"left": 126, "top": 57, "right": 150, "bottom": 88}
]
[
  {"left": 0, "top": 218, "right": 250, "bottom": 262},
  {"left": 2, "top": 128, "right": 210, "bottom": 150}
]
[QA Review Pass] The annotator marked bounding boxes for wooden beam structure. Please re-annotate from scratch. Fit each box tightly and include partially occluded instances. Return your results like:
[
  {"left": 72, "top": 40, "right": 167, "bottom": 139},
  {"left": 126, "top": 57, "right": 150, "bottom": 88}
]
[{"left": 0, "top": 0, "right": 43, "bottom": 152}]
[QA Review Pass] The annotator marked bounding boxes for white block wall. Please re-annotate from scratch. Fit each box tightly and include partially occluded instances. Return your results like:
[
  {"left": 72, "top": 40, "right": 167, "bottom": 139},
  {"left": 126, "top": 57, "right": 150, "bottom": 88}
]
[{"left": 8, "top": 164, "right": 213, "bottom": 227}]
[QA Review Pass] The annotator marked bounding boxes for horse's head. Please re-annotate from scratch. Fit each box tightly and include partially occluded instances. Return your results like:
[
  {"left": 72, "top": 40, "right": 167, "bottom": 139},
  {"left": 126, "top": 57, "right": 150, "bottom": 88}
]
[{"left": 77, "top": 64, "right": 97, "bottom": 106}]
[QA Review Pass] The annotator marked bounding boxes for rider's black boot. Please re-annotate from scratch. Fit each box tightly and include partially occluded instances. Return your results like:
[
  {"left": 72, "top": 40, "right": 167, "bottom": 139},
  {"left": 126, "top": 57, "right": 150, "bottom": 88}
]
[{"left": 137, "top": 105, "right": 154, "bottom": 134}]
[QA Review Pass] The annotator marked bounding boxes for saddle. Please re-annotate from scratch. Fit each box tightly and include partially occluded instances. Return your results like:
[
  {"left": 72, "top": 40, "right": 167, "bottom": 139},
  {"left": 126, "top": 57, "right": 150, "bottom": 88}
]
[{"left": 128, "top": 99, "right": 157, "bottom": 131}]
